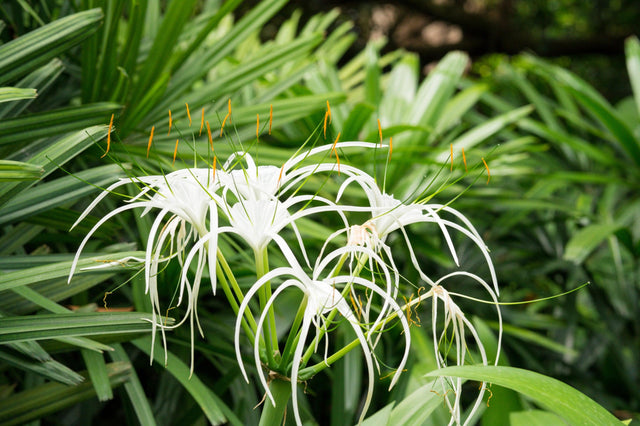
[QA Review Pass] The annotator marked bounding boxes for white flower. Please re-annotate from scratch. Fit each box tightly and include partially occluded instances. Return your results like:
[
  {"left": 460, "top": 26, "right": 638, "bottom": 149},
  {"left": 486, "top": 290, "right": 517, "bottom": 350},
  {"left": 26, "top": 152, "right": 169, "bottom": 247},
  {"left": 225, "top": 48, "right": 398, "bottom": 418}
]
[
  {"left": 68, "top": 167, "right": 221, "bottom": 370},
  {"left": 234, "top": 241, "right": 410, "bottom": 425},
  {"left": 419, "top": 279, "right": 501, "bottom": 426}
]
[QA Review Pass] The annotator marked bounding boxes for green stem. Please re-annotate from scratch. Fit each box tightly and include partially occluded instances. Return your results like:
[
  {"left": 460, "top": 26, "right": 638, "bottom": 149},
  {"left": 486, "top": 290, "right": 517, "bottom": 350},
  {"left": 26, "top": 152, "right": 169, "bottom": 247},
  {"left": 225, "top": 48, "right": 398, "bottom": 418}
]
[
  {"left": 216, "top": 257, "right": 256, "bottom": 341},
  {"left": 300, "top": 251, "right": 369, "bottom": 365},
  {"left": 298, "top": 287, "right": 431, "bottom": 381},
  {"left": 217, "top": 248, "right": 246, "bottom": 306},
  {"left": 255, "top": 248, "right": 278, "bottom": 367},
  {"left": 278, "top": 294, "right": 308, "bottom": 371},
  {"left": 258, "top": 379, "right": 292, "bottom": 426}
]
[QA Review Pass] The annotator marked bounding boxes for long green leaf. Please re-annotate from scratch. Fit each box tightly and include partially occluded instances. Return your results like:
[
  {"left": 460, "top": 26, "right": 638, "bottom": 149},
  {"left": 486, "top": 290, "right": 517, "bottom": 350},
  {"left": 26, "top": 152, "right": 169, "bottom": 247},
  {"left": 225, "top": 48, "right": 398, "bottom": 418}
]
[
  {"left": 0, "top": 163, "right": 126, "bottom": 225},
  {"left": 109, "top": 343, "right": 157, "bottom": 425},
  {"left": 0, "top": 9, "right": 103, "bottom": 85},
  {"left": 0, "top": 250, "right": 143, "bottom": 293},
  {"left": 625, "top": 36, "right": 640, "bottom": 119},
  {"left": 0, "top": 125, "right": 109, "bottom": 208},
  {"left": 438, "top": 105, "right": 533, "bottom": 160},
  {"left": 0, "top": 160, "right": 42, "bottom": 182},
  {"left": 0, "top": 346, "right": 84, "bottom": 386},
  {"left": 133, "top": 336, "right": 242, "bottom": 426},
  {"left": 0, "top": 102, "right": 120, "bottom": 145},
  {"left": 0, "top": 312, "right": 171, "bottom": 343},
  {"left": 81, "top": 349, "right": 113, "bottom": 401},
  {"left": 426, "top": 366, "right": 621, "bottom": 425},
  {"left": 0, "top": 58, "right": 63, "bottom": 119},
  {"left": 0, "top": 87, "right": 36, "bottom": 103},
  {"left": 564, "top": 223, "right": 623, "bottom": 264},
  {"left": 0, "top": 361, "right": 130, "bottom": 426}
]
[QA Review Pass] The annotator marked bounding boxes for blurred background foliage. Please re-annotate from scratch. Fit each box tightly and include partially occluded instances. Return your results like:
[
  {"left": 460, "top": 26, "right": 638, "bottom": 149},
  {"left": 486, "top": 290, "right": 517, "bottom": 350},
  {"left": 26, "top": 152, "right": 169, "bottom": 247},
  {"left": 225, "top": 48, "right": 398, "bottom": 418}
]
[{"left": 0, "top": 0, "right": 638, "bottom": 424}]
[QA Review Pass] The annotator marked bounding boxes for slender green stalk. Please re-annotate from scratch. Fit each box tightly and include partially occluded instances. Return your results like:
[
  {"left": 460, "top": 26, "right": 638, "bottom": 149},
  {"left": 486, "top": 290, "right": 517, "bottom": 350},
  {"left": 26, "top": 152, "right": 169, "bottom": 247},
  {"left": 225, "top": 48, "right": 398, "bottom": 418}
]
[
  {"left": 300, "top": 251, "right": 369, "bottom": 365},
  {"left": 215, "top": 258, "right": 256, "bottom": 341},
  {"left": 217, "top": 249, "right": 247, "bottom": 306},
  {"left": 278, "top": 294, "right": 308, "bottom": 371},
  {"left": 255, "top": 248, "right": 278, "bottom": 367},
  {"left": 299, "top": 287, "right": 428, "bottom": 380},
  {"left": 258, "top": 379, "right": 292, "bottom": 426}
]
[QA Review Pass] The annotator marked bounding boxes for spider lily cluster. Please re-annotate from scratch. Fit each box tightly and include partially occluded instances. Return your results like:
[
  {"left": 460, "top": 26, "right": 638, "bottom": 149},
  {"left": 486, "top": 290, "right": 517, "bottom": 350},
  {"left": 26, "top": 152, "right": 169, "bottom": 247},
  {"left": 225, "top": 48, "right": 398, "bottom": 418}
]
[{"left": 69, "top": 107, "right": 501, "bottom": 425}]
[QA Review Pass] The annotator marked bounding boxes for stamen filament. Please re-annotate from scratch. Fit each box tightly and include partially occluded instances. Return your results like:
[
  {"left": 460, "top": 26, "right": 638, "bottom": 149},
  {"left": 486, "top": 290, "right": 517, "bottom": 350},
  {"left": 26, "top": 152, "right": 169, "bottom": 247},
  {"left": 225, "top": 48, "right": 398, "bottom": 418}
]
[
  {"left": 186, "top": 103, "right": 192, "bottom": 127},
  {"left": 146, "top": 126, "right": 155, "bottom": 158},
  {"left": 101, "top": 113, "right": 114, "bottom": 158}
]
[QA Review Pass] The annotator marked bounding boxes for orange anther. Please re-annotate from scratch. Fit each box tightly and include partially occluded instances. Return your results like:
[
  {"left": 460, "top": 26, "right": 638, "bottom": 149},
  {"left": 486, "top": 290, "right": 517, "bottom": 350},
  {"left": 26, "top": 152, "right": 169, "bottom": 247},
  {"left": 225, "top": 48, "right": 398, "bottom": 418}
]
[
  {"left": 323, "top": 110, "right": 329, "bottom": 139},
  {"left": 220, "top": 114, "right": 229, "bottom": 137},
  {"left": 332, "top": 132, "right": 341, "bottom": 175},
  {"left": 206, "top": 121, "right": 213, "bottom": 150},
  {"left": 378, "top": 119, "right": 382, "bottom": 146},
  {"left": 277, "top": 164, "right": 284, "bottom": 186},
  {"left": 462, "top": 147, "right": 467, "bottom": 172},
  {"left": 101, "top": 113, "right": 114, "bottom": 158},
  {"left": 482, "top": 157, "right": 490, "bottom": 184},
  {"left": 186, "top": 103, "right": 192, "bottom": 127},
  {"left": 269, "top": 104, "right": 273, "bottom": 135},
  {"left": 173, "top": 139, "right": 179, "bottom": 165},
  {"left": 168, "top": 110, "right": 172, "bottom": 135},
  {"left": 146, "top": 126, "right": 155, "bottom": 158},
  {"left": 256, "top": 113, "right": 260, "bottom": 142},
  {"left": 326, "top": 100, "right": 331, "bottom": 122},
  {"left": 450, "top": 144, "right": 454, "bottom": 171},
  {"left": 199, "top": 107, "right": 205, "bottom": 136},
  {"left": 388, "top": 137, "right": 393, "bottom": 161},
  {"left": 212, "top": 156, "right": 217, "bottom": 180},
  {"left": 220, "top": 99, "right": 231, "bottom": 137}
]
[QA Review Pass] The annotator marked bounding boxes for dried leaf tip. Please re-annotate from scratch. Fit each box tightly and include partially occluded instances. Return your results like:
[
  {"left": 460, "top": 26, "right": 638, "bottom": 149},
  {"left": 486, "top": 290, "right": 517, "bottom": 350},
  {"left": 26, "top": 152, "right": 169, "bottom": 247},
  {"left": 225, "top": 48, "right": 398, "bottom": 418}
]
[
  {"left": 199, "top": 107, "right": 205, "bottom": 136},
  {"left": 482, "top": 157, "right": 490, "bottom": 184},
  {"left": 269, "top": 104, "right": 273, "bottom": 135},
  {"left": 186, "top": 103, "right": 192, "bottom": 127},
  {"left": 146, "top": 126, "right": 155, "bottom": 158},
  {"left": 101, "top": 113, "right": 114, "bottom": 158}
]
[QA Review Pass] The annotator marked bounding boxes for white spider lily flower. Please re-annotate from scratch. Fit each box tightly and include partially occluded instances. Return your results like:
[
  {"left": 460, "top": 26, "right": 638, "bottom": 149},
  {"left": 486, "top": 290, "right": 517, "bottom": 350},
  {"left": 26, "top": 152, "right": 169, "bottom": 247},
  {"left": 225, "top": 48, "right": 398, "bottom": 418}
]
[
  {"left": 234, "top": 240, "right": 410, "bottom": 426},
  {"left": 68, "top": 167, "right": 221, "bottom": 369},
  {"left": 420, "top": 279, "right": 500, "bottom": 426},
  {"left": 337, "top": 174, "right": 499, "bottom": 296}
]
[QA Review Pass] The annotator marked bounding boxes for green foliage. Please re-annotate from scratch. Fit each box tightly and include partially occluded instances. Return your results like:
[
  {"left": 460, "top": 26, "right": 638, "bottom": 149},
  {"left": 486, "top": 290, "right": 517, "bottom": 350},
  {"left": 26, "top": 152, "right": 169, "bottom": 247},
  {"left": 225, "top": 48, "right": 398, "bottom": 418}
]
[
  {"left": 0, "top": 1, "right": 635, "bottom": 424},
  {"left": 427, "top": 365, "right": 622, "bottom": 425}
]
